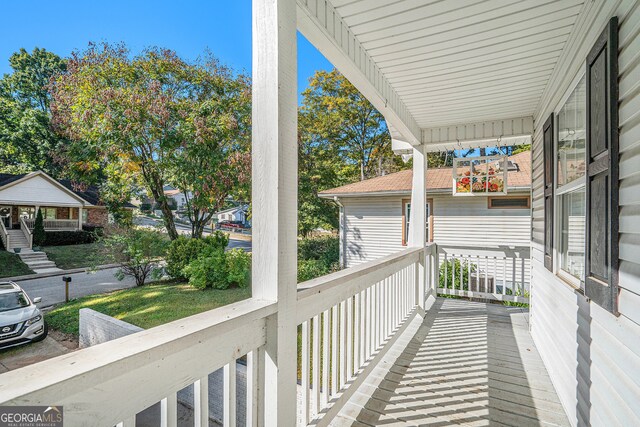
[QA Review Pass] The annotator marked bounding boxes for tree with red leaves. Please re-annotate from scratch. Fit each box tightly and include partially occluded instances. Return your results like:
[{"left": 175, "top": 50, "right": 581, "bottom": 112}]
[{"left": 50, "top": 43, "right": 251, "bottom": 239}]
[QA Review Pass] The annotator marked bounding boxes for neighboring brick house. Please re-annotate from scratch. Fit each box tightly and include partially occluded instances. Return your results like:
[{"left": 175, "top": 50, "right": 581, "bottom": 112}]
[{"left": 0, "top": 171, "right": 133, "bottom": 232}]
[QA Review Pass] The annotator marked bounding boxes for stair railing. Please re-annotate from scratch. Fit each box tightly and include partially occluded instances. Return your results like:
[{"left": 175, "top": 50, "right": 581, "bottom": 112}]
[
  {"left": 20, "top": 217, "right": 33, "bottom": 249},
  {"left": 0, "top": 220, "right": 10, "bottom": 250}
]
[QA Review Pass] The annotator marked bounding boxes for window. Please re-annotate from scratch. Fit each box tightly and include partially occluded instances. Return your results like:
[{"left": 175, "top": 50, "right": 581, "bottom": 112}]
[
  {"left": 42, "top": 208, "right": 57, "bottom": 219},
  {"left": 402, "top": 199, "right": 432, "bottom": 245},
  {"left": 19, "top": 207, "right": 35, "bottom": 219},
  {"left": 488, "top": 196, "right": 530, "bottom": 209},
  {"left": 555, "top": 73, "right": 586, "bottom": 286},
  {"left": 453, "top": 155, "right": 507, "bottom": 196}
]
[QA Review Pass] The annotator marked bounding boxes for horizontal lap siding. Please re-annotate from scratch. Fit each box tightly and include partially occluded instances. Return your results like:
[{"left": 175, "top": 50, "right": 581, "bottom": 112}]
[
  {"left": 431, "top": 194, "right": 532, "bottom": 246},
  {"left": 531, "top": 1, "right": 640, "bottom": 426},
  {"left": 342, "top": 197, "right": 404, "bottom": 267}
]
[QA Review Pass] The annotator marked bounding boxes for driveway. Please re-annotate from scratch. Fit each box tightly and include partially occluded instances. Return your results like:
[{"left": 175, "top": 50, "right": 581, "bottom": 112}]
[{"left": 14, "top": 267, "right": 137, "bottom": 308}]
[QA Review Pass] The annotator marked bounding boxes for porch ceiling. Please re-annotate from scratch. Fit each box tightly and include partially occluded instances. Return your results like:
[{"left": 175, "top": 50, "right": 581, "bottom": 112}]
[{"left": 321, "top": 0, "right": 585, "bottom": 130}]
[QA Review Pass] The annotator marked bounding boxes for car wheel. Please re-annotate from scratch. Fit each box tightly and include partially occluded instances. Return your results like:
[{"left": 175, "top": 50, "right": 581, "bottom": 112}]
[{"left": 31, "top": 321, "right": 48, "bottom": 343}]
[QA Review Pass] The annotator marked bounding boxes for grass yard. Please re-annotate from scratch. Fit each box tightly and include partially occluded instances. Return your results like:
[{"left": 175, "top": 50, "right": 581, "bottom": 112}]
[
  {"left": 46, "top": 281, "right": 252, "bottom": 336},
  {"left": 0, "top": 250, "right": 34, "bottom": 278},
  {"left": 43, "top": 243, "right": 107, "bottom": 270}
]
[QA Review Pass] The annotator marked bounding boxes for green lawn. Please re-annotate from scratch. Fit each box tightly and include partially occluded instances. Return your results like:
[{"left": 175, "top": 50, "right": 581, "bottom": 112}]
[
  {"left": 0, "top": 250, "right": 34, "bottom": 278},
  {"left": 43, "top": 243, "right": 106, "bottom": 269},
  {"left": 46, "top": 281, "right": 251, "bottom": 336}
]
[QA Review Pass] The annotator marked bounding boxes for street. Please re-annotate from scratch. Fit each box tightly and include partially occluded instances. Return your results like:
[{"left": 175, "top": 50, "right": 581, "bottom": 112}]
[{"left": 15, "top": 267, "right": 136, "bottom": 308}]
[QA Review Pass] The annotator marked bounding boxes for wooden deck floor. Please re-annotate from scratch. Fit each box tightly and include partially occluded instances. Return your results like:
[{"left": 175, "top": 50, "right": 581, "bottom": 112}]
[{"left": 332, "top": 298, "right": 570, "bottom": 427}]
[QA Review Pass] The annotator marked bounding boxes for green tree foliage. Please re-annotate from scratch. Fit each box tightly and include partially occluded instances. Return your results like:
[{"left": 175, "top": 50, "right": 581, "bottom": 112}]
[
  {"left": 297, "top": 235, "right": 340, "bottom": 282},
  {"left": 50, "top": 43, "right": 250, "bottom": 240},
  {"left": 0, "top": 48, "right": 67, "bottom": 175},
  {"left": 101, "top": 227, "right": 168, "bottom": 286},
  {"left": 183, "top": 246, "right": 251, "bottom": 290},
  {"left": 33, "top": 208, "right": 46, "bottom": 246},
  {"left": 297, "top": 70, "right": 411, "bottom": 235}
]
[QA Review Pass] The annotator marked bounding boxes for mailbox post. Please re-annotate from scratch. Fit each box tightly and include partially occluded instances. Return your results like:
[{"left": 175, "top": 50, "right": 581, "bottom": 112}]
[{"left": 62, "top": 276, "right": 72, "bottom": 302}]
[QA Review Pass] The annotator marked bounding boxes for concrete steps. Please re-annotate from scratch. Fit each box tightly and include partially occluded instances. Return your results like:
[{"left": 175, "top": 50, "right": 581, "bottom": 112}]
[
  {"left": 16, "top": 249, "right": 62, "bottom": 274},
  {"left": 6, "top": 230, "right": 30, "bottom": 251}
]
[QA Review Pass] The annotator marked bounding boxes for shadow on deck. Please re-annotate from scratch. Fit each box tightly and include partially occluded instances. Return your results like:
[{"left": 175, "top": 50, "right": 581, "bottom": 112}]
[{"left": 333, "top": 298, "right": 569, "bottom": 426}]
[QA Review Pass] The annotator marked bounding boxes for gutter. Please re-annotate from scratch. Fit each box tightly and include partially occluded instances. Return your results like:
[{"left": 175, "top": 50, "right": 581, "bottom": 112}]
[{"left": 320, "top": 186, "right": 531, "bottom": 198}]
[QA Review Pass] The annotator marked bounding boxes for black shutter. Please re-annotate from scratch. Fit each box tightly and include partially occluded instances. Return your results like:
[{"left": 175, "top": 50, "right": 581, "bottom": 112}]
[
  {"left": 585, "top": 17, "right": 619, "bottom": 314},
  {"left": 543, "top": 113, "right": 554, "bottom": 272}
]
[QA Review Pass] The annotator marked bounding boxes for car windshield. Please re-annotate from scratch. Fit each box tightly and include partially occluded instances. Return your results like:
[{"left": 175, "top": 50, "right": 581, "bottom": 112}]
[{"left": 0, "top": 292, "right": 30, "bottom": 312}]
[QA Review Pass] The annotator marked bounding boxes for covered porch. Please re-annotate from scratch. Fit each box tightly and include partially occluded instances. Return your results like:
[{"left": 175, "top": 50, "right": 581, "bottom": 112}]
[{"left": 0, "top": 1, "right": 637, "bottom": 426}]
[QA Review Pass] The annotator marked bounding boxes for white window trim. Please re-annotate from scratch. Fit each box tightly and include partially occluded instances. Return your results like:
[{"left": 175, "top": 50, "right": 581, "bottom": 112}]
[{"left": 553, "top": 69, "right": 586, "bottom": 290}]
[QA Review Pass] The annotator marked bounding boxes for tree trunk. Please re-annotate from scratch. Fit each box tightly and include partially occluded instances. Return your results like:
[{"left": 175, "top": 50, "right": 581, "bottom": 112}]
[
  {"left": 479, "top": 147, "right": 487, "bottom": 156},
  {"left": 158, "top": 201, "right": 179, "bottom": 240}
]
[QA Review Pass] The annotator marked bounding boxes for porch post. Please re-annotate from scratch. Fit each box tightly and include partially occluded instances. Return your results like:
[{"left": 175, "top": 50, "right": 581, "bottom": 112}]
[
  {"left": 409, "top": 145, "right": 427, "bottom": 310},
  {"left": 251, "top": 0, "right": 298, "bottom": 425},
  {"left": 78, "top": 206, "right": 83, "bottom": 230}
]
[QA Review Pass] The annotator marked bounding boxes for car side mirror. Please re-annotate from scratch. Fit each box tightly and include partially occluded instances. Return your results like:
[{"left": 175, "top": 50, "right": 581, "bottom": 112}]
[{"left": 32, "top": 297, "right": 42, "bottom": 304}]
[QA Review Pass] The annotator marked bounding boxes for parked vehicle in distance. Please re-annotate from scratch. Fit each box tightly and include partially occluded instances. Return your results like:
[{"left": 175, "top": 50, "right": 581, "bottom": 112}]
[
  {"left": 0, "top": 282, "right": 47, "bottom": 349},
  {"left": 218, "top": 220, "right": 245, "bottom": 229}
]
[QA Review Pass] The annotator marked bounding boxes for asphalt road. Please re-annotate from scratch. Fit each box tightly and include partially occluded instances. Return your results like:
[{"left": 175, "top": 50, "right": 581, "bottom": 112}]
[
  {"left": 15, "top": 267, "right": 136, "bottom": 308},
  {"left": 134, "top": 216, "right": 252, "bottom": 251}
]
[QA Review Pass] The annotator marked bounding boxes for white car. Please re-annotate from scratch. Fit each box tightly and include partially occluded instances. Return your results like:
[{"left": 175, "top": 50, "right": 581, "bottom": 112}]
[{"left": 0, "top": 281, "right": 47, "bottom": 349}]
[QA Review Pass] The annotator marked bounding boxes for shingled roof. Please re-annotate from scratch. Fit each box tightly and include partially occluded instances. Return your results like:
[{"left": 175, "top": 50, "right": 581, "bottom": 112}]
[{"left": 320, "top": 151, "right": 531, "bottom": 197}]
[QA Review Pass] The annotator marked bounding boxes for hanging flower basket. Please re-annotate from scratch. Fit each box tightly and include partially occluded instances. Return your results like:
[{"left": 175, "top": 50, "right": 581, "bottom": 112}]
[{"left": 453, "top": 155, "right": 508, "bottom": 196}]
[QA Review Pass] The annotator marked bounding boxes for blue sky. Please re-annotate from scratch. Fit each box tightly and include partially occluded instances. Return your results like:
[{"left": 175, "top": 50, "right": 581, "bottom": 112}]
[{"left": 0, "top": 0, "right": 333, "bottom": 100}]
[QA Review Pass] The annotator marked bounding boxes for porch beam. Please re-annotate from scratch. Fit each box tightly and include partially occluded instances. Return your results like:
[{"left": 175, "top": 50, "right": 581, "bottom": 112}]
[
  {"left": 422, "top": 116, "right": 534, "bottom": 152},
  {"left": 251, "top": 0, "right": 298, "bottom": 425},
  {"left": 296, "top": 0, "right": 421, "bottom": 145}
]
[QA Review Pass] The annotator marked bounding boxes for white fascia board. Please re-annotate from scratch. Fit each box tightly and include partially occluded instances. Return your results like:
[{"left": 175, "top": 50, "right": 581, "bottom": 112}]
[
  {"left": 422, "top": 116, "right": 534, "bottom": 152},
  {"left": 296, "top": 0, "right": 421, "bottom": 145},
  {"left": 320, "top": 186, "right": 531, "bottom": 199}
]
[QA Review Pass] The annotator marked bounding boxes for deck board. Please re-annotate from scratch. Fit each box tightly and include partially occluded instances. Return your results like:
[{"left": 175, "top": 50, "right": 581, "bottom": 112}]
[{"left": 331, "top": 298, "right": 569, "bottom": 426}]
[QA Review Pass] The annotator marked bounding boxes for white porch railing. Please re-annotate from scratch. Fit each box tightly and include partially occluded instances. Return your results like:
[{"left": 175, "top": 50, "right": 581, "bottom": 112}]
[
  {"left": 0, "top": 245, "right": 437, "bottom": 426},
  {"left": 0, "top": 220, "right": 9, "bottom": 250},
  {"left": 437, "top": 244, "right": 530, "bottom": 304},
  {"left": 20, "top": 217, "right": 33, "bottom": 249},
  {"left": 23, "top": 218, "right": 79, "bottom": 231}
]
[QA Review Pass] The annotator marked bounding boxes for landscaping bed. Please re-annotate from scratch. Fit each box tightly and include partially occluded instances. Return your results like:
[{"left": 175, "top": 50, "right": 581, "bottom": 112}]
[
  {"left": 0, "top": 251, "right": 35, "bottom": 278},
  {"left": 45, "top": 281, "right": 251, "bottom": 336}
]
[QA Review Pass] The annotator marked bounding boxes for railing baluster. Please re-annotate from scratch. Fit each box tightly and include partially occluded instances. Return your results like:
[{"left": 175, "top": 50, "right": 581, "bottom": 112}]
[
  {"left": 321, "top": 309, "right": 329, "bottom": 408},
  {"left": 312, "top": 315, "right": 320, "bottom": 417},
  {"left": 339, "top": 300, "right": 346, "bottom": 388},
  {"left": 331, "top": 305, "right": 338, "bottom": 396},
  {"left": 246, "top": 349, "right": 260, "bottom": 427},
  {"left": 301, "top": 321, "right": 310, "bottom": 425},
  {"left": 346, "top": 296, "right": 353, "bottom": 380},
  {"left": 194, "top": 376, "right": 209, "bottom": 427},
  {"left": 161, "top": 393, "right": 177, "bottom": 427},
  {"left": 444, "top": 252, "right": 448, "bottom": 290},
  {"left": 354, "top": 292, "right": 361, "bottom": 371},
  {"left": 224, "top": 361, "right": 237, "bottom": 427}
]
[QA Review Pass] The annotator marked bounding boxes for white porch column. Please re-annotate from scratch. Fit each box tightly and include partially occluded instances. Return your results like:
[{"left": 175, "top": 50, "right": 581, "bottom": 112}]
[
  {"left": 252, "top": 0, "right": 298, "bottom": 425},
  {"left": 78, "top": 206, "right": 83, "bottom": 230},
  {"left": 408, "top": 145, "right": 427, "bottom": 310}
]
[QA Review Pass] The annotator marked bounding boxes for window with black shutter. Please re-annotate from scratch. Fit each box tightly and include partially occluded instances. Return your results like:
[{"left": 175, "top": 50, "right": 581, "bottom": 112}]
[
  {"left": 543, "top": 114, "right": 554, "bottom": 272},
  {"left": 584, "top": 17, "right": 619, "bottom": 314}
]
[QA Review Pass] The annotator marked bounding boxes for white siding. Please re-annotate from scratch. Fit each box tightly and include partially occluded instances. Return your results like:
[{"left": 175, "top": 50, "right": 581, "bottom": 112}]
[
  {"left": 530, "top": 2, "right": 640, "bottom": 426},
  {"left": 0, "top": 175, "right": 83, "bottom": 206},
  {"left": 341, "top": 193, "right": 532, "bottom": 267},
  {"left": 431, "top": 193, "right": 531, "bottom": 246},
  {"left": 342, "top": 197, "right": 404, "bottom": 267}
]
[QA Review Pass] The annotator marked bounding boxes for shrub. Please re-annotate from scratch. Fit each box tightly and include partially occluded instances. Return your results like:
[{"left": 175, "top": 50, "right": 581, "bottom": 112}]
[
  {"left": 297, "top": 259, "right": 330, "bottom": 283},
  {"left": 33, "top": 209, "right": 46, "bottom": 246},
  {"left": 101, "top": 227, "right": 169, "bottom": 286},
  {"left": 140, "top": 203, "right": 152, "bottom": 212},
  {"left": 82, "top": 224, "right": 104, "bottom": 236},
  {"left": 183, "top": 246, "right": 228, "bottom": 290},
  {"left": 298, "top": 235, "right": 339, "bottom": 266},
  {"left": 438, "top": 258, "right": 476, "bottom": 290},
  {"left": 226, "top": 249, "right": 251, "bottom": 288},
  {"left": 44, "top": 230, "right": 96, "bottom": 246},
  {"left": 166, "top": 231, "right": 229, "bottom": 280}
]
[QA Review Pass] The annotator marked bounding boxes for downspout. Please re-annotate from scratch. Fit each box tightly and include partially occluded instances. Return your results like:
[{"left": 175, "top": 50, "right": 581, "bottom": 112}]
[{"left": 334, "top": 196, "right": 347, "bottom": 269}]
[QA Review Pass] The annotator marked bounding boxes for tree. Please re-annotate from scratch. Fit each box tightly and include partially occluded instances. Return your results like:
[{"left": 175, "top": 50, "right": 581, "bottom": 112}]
[
  {"left": 300, "top": 70, "right": 402, "bottom": 182},
  {"left": 169, "top": 62, "right": 252, "bottom": 238},
  {"left": 0, "top": 48, "right": 67, "bottom": 175},
  {"left": 50, "top": 43, "right": 250, "bottom": 240},
  {"left": 33, "top": 208, "right": 46, "bottom": 246}
]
